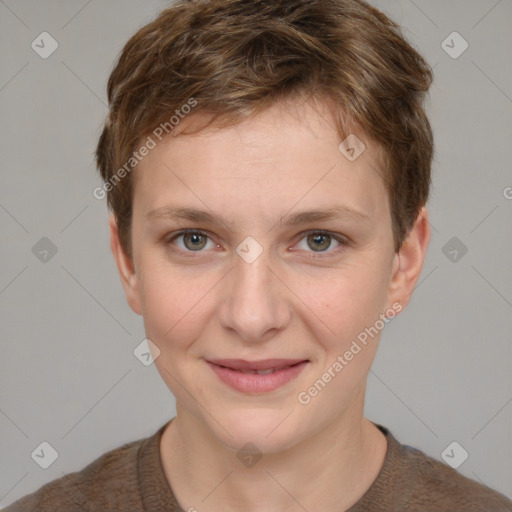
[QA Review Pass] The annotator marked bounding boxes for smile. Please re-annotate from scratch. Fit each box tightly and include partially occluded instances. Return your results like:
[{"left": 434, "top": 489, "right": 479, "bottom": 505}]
[{"left": 206, "top": 359, "right": 309, "bottom": 393}]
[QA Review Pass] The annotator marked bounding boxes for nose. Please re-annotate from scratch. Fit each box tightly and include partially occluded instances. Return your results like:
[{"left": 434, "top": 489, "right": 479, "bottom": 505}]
[{"left": 218, "top": 248, "right": 291, "bottom": 344}]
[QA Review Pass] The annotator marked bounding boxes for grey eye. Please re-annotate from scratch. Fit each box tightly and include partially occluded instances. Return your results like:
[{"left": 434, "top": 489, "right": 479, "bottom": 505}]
[
  {"left": 183, "top": 232, "right": 208, "bottom": 251},
  {"left": 306, "top": 233, "right": 333, "bottom": 252}
]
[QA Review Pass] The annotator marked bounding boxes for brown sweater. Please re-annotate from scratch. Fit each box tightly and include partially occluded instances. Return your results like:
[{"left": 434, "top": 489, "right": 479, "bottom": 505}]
[{"left": 4, "top": 419, "right": 511, "bottom": 512}]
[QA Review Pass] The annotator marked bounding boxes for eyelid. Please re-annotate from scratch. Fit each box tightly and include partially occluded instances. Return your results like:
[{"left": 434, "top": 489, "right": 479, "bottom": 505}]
[{"left": 296, "top": 229, "right": 350, "bottom": 245}]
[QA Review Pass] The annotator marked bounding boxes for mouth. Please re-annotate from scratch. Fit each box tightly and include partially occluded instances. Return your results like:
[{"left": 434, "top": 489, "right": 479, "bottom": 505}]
[{"left": 206, "top": 358, "right": 310, "bottom": 393}]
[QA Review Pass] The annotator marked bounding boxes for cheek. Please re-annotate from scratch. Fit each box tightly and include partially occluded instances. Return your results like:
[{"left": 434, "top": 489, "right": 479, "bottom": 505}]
[
  {"left": 300, "top": 262, "right": 390, "bottom": 344},
  {"left": 137, "top": 260, "right": 214, "bottom": 349}
]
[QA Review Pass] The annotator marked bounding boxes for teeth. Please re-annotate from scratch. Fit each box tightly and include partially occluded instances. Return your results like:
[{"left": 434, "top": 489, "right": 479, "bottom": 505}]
[
  {"left": 236, "top": 365, "right": 293, "bottom": 375},
  {"left": 256, "top": 368, "right": 275, "bottom": 375}
]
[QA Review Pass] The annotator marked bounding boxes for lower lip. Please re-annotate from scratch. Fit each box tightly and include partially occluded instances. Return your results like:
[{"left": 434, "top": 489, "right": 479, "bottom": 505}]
[{"left": 207, "top": 361, "right": 309, "bottom": 394}]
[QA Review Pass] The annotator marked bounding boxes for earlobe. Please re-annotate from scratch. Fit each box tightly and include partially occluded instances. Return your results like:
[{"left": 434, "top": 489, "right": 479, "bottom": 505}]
[
  {"left": 109, "top": 214, "right": 142, "bottom": 315},
  {"left": 386, "top": 206, "right": 431, "bottom": 312}
]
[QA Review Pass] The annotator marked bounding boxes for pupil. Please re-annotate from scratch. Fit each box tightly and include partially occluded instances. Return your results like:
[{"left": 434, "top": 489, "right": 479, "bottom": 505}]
[
  {"left": 185, "top": 233, "right": 206, "bottom": 250},
  {"left": 309, "top": 233, "right": 330, "bottom": 251}
]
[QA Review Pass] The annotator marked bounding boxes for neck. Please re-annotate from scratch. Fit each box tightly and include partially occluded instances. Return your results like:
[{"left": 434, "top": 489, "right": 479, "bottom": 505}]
[{"left": 160, "top": 398, "right": 387, "bottom": 512}]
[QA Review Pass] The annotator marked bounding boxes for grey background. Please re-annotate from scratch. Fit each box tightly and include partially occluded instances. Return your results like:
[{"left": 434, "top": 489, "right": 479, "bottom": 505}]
[{"left": 1, "top": 0, "right": 511, "bottom": 507}]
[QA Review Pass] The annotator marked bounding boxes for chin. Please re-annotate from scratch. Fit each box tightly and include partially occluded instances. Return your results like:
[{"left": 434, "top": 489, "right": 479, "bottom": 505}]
[{"left": 207, "top": 406, "right": 304, "bottom": 454}]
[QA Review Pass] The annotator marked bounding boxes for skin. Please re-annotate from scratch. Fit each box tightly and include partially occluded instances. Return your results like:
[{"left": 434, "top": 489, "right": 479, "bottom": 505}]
[{"left": 110, "top": 98, "right": 431, "bottom": 512}]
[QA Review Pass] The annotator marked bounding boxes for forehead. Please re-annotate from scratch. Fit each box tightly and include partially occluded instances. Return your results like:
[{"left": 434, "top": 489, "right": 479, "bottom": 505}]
[{"left": 133, "top": 100, "right": 389, "bottom": 223}]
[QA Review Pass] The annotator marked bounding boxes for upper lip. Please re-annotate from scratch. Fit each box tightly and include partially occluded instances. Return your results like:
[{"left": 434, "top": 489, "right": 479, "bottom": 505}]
[{"left": 207, "top": 358, "right": 308, "bottom": 371}]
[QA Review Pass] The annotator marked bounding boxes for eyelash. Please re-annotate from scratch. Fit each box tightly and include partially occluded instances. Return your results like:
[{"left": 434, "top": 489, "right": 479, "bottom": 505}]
[{"left": 165, "top": 229, "right": 350, "bottom": 260}]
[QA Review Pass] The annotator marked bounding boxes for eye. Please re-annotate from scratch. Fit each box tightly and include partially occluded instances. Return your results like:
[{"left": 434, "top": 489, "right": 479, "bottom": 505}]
[
  {"left": 293, "top": 230, "right": 347, "bottom": 257},
  {"left": 167, "top": 230, "right": 217, "bottom": 253},
  {"left": 292, "top": 231, "right": 352, "bottom": 261}
]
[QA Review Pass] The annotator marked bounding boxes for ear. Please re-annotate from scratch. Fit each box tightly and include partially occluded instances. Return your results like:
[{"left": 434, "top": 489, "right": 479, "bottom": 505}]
[
  {"left": 109, "top": 213, "right": 142, "bottom": 315},
  {"left": 385, "top": 206, "right": 431, "bottom": 313}
]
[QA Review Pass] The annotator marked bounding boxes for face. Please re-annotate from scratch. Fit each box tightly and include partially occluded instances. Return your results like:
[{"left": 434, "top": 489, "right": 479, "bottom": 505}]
[{"left": 111, "top": 99, "right": 429, "bottom": 453}]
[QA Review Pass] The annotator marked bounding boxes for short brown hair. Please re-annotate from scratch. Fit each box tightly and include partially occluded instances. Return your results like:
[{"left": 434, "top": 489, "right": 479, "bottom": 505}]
[{"left": 95, "top": 0, "right": 434, "bottom": 256}]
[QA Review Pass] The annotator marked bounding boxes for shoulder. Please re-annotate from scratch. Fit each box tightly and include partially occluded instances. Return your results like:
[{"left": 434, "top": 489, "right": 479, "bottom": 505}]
[
  {"left": 3, "top": 435, "right": 149, "bottom": 512},
  {"left": 386, "top": 432, "right": 512, "bottom": 511}
]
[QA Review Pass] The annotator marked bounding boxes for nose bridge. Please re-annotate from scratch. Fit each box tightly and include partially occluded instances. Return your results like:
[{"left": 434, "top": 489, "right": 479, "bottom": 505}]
[{"left": 219, "top": 245, "right": 290, "bottom": 343}]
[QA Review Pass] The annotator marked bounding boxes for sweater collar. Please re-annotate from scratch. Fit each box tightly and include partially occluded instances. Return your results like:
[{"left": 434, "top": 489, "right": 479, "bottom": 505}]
[{"left": 138, "top": 419, "right": 404, "bottom": 512}]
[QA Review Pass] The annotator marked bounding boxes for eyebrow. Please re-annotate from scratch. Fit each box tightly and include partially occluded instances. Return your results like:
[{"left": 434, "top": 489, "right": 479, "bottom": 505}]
[{"left": 145, "top": 205, "right": 371, "bottom": 229}]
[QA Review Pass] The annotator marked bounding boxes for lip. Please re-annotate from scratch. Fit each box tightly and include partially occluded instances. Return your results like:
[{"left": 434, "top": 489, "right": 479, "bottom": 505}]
[
  {"left": 206, "top": 359, "right": 309, "bottom": 394},
  {"left": 207, "top": 358, "right": 307, "bottom": 371}
]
